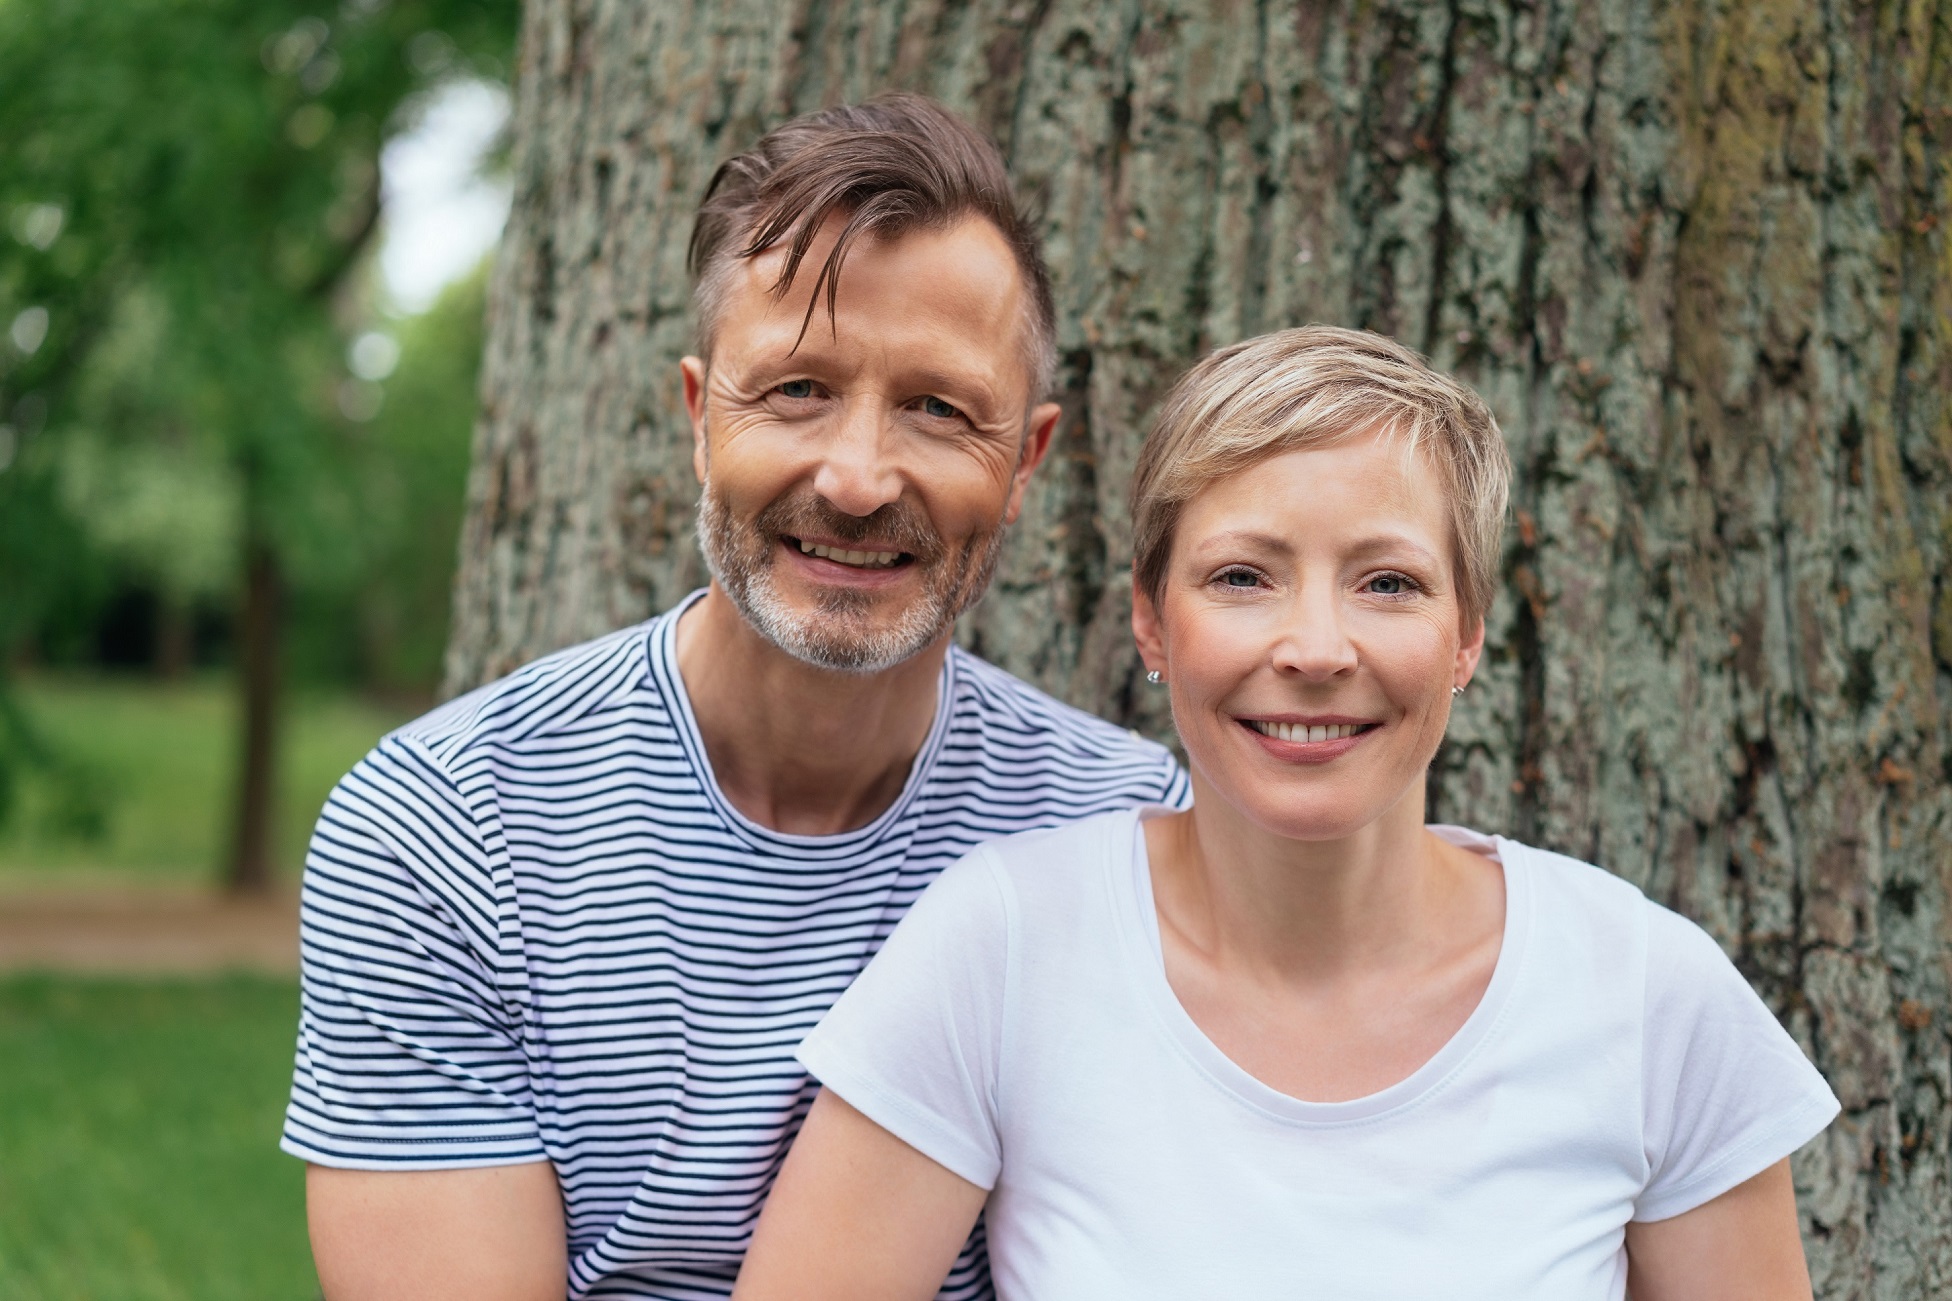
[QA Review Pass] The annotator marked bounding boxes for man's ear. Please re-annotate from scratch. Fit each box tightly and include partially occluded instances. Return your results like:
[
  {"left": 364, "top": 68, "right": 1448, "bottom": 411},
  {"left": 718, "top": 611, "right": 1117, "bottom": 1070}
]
[
  {"left": 1002, "top": 401, "right": 1062, "bottom": 526},
  {"left": 681, "top": 356, "right": 710, "bottom": 483},
  {"left": 1132, "top": 573, "right": 1168, "bottom": 681}
]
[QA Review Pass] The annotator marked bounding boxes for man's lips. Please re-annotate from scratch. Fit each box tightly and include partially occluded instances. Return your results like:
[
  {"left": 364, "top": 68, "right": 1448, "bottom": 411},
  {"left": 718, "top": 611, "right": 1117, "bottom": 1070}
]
[
  {"left": 777, "top": 536, "right": 918, "bottom": 585},
  {"left": 780, "top": 534, "right": 916, "bottom": 571}
]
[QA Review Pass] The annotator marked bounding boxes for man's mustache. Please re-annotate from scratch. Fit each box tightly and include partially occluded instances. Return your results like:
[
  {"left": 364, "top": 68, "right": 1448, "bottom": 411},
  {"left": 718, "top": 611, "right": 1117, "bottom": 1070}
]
[{"left": 751, "top": 490, "right": 946, "bottom": 564}]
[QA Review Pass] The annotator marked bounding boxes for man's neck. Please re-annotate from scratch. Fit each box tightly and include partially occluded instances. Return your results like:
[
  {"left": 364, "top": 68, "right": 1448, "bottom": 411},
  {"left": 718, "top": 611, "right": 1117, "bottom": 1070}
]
[{"left": 672, "top": 584, "right": 948, "bottom": 837}]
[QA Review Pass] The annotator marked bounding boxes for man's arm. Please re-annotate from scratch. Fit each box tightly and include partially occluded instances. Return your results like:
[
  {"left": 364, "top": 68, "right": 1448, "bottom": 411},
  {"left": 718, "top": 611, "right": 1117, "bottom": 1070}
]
[
  {"left": 733, "top": 1090, "right": 987, "bottom": 1301},
  {"left": 308, "top": 1162, "right": 568, "bottom": 1301},
  {"left": 1624, "top": 1159, "right": 1813, "bottom": 1301}
]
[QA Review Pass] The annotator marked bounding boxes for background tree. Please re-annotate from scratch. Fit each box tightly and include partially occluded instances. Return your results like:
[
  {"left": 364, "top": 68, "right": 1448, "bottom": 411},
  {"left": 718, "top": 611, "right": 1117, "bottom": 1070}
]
[
  {"left": 0, "top": 0, "right": 516, "bottom": 889},
  {"left": 450, "top": 0, "right": 1951, "bottom": 1290}
]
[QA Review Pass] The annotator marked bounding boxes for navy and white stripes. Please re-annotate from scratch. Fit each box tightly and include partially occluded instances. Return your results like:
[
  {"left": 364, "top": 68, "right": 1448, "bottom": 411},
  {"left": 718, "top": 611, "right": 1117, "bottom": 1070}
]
[{"left": 284, "top": 590, "right": 1187, "bottom": 1300}]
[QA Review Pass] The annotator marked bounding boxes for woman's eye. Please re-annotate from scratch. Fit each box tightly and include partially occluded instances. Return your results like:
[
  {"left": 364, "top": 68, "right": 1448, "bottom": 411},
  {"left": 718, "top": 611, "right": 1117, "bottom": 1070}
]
[
  {"left": 922, "top": 395, "right": 961, "bottom": 420},
  {"left": 1367, "top": 573, "right": 1415, "bottom": 595},
  {"left": 1219, "top": 569, "right": 1261, "bottom": 588},
  {"left": 777, "top": 379, "right": 815, "bottom": 399}
]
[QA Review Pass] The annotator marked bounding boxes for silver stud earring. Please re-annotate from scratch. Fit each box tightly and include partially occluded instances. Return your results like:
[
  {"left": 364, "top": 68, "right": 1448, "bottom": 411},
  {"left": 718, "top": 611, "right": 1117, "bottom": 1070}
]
[
  {"left": 1146, "top": 670, "right": 1164, "bottom": 685},
  {"left": 1451, "top": 684, "right": 1464, "bottom": 697}
]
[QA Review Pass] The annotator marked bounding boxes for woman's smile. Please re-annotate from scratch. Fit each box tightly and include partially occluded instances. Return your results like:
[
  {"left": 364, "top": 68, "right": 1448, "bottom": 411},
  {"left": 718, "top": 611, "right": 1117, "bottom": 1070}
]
[{"left": 1236, "top": 715, "right": 1381, "bottom": 763}]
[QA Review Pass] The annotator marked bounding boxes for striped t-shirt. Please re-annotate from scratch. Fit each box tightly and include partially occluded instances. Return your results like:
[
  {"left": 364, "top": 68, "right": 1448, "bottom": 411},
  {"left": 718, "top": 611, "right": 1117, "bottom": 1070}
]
[{"left": 282, "top": 591, "right": 1188, "bottom": 1300}]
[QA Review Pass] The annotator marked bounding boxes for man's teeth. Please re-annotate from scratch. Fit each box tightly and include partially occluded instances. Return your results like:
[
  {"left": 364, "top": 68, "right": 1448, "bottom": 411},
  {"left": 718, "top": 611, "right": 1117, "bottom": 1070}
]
[
  {"left": 797, "top": 539, "right": 902, "bottom": 569},
  {"left": 1250, "top": 721, "right": 1366, "bottom": 743}
]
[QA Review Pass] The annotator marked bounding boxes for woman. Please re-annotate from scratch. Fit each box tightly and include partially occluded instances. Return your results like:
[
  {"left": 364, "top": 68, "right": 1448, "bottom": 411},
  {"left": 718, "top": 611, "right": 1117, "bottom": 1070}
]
[{"left": 734, "top": 326, "right": 1838, "bottom": 1300}]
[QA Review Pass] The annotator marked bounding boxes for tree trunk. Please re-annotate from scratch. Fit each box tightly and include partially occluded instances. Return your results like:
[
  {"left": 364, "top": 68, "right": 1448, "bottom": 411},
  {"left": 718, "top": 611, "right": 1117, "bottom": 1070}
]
[
  {"left": 449, "top": 1, "right": 1952, "bottom": 1290},
  {"left": 225, "top": 514, "right": 281, "bottom": 895},
  {"left": 155, "top": 590, "right": 192, "bottom": 681}
]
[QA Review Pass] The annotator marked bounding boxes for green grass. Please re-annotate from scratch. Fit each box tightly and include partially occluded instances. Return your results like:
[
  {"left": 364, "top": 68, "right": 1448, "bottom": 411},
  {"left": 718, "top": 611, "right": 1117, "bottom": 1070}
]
[
  {"left": 0, "top": 675, "right": 415, "bottom": 888},
  {"left": 0, "top": 976, "right": 317, "bottom": 1300}
]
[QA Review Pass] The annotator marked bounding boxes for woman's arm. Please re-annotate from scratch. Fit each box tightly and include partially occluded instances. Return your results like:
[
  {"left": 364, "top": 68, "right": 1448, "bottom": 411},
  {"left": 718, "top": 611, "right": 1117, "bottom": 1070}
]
[
  {"left": 734, "top": 1090, "right": 989, "bottom": 1301},
  {"left": 1624, "top": 1159, "right": 1812, "bottom": 1301}
]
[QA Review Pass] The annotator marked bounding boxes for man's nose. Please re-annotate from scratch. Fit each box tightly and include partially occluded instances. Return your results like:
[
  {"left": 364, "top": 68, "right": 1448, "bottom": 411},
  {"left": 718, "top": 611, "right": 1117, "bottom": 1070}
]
[
  {"left": 810, "top": 399, "right": 905, "bottom": 519},
  {"left": 1270, "top": 582, "right": 1360, "bottom": 681}
]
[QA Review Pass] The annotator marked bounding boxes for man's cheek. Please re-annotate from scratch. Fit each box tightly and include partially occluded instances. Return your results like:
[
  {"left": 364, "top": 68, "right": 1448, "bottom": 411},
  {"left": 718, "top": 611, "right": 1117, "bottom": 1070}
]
[{"left": 710, "top": 456, "right": 799, "bottom": 517}]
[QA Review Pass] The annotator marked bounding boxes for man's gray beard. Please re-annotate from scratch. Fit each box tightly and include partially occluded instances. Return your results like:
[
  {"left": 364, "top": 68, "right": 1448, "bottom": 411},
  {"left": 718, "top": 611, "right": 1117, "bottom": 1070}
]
[{"left": 696, "top": 482, "right": 1007, "bottom": 675}]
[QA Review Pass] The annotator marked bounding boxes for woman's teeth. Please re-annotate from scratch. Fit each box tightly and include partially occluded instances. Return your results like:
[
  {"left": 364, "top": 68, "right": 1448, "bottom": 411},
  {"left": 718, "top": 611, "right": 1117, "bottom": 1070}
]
[
  {"left": 1250, "top": 721, "right": 1366, "bottom": 743},
  {"left": 797, "top": 540, "right": 902, "bottom": 569}
]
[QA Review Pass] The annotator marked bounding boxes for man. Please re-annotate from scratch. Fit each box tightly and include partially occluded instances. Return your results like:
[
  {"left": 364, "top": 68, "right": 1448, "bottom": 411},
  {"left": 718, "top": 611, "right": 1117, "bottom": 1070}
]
[{"left": 287, "top": 93, "right": 1187, "bottom": 1301}]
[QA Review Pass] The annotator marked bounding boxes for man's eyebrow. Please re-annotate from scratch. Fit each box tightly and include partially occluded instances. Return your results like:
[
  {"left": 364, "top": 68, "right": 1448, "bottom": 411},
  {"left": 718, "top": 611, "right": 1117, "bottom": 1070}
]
[{"left": 903, "top": 367, "right": 1004, "bottom": 408}]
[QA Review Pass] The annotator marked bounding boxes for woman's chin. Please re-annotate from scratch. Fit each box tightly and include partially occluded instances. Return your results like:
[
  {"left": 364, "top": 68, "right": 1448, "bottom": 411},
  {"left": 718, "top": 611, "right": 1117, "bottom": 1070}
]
[{"left": 1225, "top": 791, "right": 1392, "bottom": 844}]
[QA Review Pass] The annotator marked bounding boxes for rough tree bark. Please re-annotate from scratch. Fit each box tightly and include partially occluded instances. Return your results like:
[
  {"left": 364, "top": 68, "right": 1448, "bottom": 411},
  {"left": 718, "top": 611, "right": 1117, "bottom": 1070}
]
[{"left": 447, "top": 1, "right": 1952, "bottom": 1291}]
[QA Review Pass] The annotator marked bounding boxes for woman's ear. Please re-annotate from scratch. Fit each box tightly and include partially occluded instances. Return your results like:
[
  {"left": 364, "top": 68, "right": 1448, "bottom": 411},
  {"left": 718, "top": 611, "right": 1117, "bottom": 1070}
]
[
  {"left": 1454, "top": 614, "right": 1485, "bottom": 690},
  {"left": 1132, "top": 574, "right": 1168, "bottom": 680}
]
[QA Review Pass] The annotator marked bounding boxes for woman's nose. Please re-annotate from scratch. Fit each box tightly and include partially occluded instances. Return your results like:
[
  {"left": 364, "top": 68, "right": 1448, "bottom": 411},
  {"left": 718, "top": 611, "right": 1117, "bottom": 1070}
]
[{"left": 1270, "top": 588, "right": 1359, "bottom": 680}]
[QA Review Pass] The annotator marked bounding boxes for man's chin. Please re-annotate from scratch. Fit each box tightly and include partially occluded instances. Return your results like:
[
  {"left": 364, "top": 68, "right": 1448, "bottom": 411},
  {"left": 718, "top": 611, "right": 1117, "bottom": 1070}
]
[{"left": 733, "top": 579, "right": 948, "bottom": 675}]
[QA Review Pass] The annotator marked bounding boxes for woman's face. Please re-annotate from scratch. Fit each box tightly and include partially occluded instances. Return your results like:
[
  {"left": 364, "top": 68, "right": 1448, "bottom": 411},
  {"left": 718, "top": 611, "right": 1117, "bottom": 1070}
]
[{"left": 1134, "top": 431, "right": 1483, "bottom": 842}]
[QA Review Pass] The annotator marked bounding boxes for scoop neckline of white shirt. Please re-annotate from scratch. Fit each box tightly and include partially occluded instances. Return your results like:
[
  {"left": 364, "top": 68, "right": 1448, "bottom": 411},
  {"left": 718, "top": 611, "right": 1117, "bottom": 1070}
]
[{"left": 1110, "top": 807, "right": 1535, "bottom": 1128}]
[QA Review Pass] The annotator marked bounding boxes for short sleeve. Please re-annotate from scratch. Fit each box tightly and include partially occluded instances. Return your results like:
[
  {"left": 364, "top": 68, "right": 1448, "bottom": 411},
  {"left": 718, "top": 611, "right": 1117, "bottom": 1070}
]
[
  {"left": 1633, "top": 904, "right": 1840, "bottom": 1221},
  {"left": 281, "top": 738, "right": 545, "bottom": 1170},
  {"left": 796, "top": 849, "right": 1010, "bottom": 1191}
]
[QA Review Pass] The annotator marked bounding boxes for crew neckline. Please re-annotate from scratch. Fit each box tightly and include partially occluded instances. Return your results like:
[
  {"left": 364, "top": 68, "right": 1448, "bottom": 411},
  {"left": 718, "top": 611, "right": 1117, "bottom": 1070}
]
[
  {"left": 1110, "top": 808, "right": 1532, "bottom": 1128},
  {"left": 647, "top": 588, "right": 957, "bottom": 855}
]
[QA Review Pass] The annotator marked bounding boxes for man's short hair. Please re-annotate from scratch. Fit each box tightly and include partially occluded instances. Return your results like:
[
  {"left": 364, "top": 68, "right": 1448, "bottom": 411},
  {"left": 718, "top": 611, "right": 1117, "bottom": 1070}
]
[
  {"left": 687, "top": 92, "right": 1057, "bottom": 401},
  {"left": 1130, "top": 325, "right": 1512, "bottom": 631}
]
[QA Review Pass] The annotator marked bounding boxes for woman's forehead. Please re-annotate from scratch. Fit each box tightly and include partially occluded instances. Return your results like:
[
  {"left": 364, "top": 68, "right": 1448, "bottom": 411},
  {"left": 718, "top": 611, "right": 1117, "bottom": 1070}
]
[{"left": 1182, "top": 438, "right": 1453, "bottom": 540}]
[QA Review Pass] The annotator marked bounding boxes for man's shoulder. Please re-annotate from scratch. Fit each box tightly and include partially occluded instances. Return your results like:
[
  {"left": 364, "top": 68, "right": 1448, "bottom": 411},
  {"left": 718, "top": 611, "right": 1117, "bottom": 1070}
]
[
  {"left": 313, "top": 619, "right": 672, "bottom": 876},
  {"left": 946, "top": 647, "right": 1171, "bottom": 769},
  {"left": 392, "top": 619, "right": 666, "bottom": 768}
]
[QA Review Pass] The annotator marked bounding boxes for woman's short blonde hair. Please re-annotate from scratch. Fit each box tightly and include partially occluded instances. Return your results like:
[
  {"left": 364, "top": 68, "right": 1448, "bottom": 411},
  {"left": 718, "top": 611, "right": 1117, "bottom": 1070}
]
[{"left": 1130, "top": 325, "right": 1512, "bottom": 630}]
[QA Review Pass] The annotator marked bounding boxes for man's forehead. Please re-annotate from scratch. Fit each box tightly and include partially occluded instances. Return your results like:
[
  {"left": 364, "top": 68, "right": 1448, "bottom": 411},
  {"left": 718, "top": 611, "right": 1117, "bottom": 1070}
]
[
  {"left": 715, "top": 215, "right": 1032, "bottom": 387},
  {"left": 739, "top": 214, "right": 1022, "bottom": 310}
]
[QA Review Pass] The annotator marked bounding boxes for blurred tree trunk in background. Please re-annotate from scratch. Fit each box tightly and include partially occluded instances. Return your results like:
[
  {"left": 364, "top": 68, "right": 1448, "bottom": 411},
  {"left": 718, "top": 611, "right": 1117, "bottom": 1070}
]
[
  {"left": 448, "top": 0, "right": 1952, "bottom": 1288},
  {"left": 225, "top": 506, "right": 281, "bottom": 895}
]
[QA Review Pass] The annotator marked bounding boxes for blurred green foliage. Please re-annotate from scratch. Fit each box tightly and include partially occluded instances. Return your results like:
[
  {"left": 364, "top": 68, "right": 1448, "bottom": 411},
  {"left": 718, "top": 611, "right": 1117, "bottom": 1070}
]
[
  {"left": 0, "top": 976, "right": 314, "bottom": 1299},
  {"left": 0, "top": 674, "right": 413, "bottom": 886},
  {"left": 0, "top": 0, "right": 517, "bottom": 829},
  {"left": 293, "top": 264, "right": 487, "bottom": 689}
]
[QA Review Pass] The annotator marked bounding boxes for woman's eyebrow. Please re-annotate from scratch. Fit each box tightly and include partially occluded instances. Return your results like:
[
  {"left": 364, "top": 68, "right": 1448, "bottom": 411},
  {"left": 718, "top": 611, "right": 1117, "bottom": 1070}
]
[
  {"left": 1192, "top": 530, "right": 1445, "bottom": 568},
  {"left": 1195, "top": 529, "right": 1295, "bottom": 555},
  {"left": 1343, "top": 533, "right": 1443, "bottom": 566}
]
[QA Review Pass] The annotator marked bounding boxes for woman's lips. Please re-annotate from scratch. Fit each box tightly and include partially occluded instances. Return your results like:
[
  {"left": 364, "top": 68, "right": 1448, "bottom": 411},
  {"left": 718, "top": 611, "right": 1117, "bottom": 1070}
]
[{"left": 1238, "top": 717, "right": 1379, "bottom": 762}]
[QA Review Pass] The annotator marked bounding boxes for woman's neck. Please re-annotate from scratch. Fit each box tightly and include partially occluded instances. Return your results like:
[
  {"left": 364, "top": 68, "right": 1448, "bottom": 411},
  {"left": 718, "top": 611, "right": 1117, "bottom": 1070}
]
[{"left": 1148, "top": 770, "right": 1478, "bottom": 988}]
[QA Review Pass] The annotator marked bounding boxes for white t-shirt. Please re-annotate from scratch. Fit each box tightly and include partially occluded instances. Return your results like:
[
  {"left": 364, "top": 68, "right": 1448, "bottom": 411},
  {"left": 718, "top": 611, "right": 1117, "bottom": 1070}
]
[{"left": 797, "top": 808, "right": 1839, "bottom": 1301}]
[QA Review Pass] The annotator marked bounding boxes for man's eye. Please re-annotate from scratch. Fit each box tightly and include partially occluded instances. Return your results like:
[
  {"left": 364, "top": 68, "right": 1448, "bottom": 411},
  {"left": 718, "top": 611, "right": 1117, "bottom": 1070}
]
[
  {"left": 777, "top": 379, "right": 815, "bottom": 399},
  {"left": 922, "top": 396, "right": 961, "bottom": 419}
]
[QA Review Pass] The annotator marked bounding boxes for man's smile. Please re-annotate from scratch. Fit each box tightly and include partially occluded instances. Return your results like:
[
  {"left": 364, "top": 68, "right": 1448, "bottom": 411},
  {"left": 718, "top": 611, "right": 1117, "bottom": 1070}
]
[{"left": 785, "top": 535, "right": 914, "bottom": 570}]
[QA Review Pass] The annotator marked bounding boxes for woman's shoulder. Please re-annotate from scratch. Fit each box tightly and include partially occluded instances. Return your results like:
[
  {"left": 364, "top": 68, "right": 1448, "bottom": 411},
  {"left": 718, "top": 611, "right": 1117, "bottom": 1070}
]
[
  {"left": 1462, "top": 829, "right": 1742, "bottom": 986},
  {"left": 1437, "top": 826, "right": 1649, "bottom": 919}
]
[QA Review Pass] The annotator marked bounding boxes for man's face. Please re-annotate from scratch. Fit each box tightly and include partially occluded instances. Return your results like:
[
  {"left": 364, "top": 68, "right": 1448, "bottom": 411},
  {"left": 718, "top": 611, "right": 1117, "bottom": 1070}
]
[{"left": 682, "top": 215, "right": 1058, "bottom": 673}]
